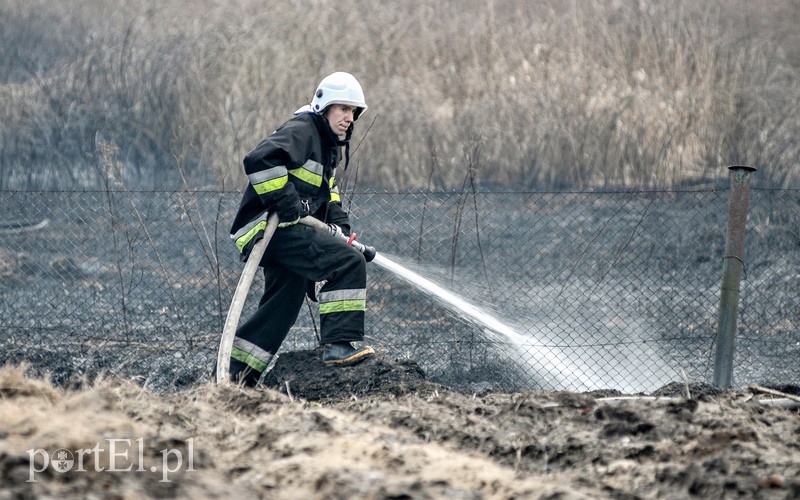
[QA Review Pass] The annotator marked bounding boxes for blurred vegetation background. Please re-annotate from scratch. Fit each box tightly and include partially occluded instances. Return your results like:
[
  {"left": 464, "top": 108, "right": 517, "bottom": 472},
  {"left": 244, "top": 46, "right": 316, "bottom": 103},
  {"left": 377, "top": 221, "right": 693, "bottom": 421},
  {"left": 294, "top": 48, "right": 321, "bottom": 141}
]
[{"left": 1, "top": 0, "right": 798, "bottom": 190}]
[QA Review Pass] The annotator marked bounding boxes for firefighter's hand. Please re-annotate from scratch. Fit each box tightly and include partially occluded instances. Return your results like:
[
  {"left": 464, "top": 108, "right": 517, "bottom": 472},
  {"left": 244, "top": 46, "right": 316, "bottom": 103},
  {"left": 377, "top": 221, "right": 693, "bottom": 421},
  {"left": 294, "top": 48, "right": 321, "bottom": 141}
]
[
  {"left": 326, "top": 223, "right": 345, "bottom": 239},
  {"left": 274, "top": 187, "right": 302, "bottom": 225},
  {"left": 278, "top": 216, "right": 300, "bottom": 228},
  {"left": 275, "top": 199, "right": 301, "bottom": 226}
]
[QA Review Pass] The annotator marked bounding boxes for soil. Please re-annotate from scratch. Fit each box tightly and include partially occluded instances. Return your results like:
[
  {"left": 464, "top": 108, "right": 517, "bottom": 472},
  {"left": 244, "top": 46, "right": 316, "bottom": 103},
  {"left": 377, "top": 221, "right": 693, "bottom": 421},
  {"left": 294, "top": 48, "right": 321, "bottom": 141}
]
[{"left": 1, "top": 353, "right": 799, "bottom": 499}]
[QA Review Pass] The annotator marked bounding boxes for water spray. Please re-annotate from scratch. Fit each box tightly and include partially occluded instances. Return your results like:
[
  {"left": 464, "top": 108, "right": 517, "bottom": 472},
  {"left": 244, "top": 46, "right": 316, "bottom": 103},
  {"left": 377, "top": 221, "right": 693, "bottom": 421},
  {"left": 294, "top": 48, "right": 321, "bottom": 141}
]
[
  {"left": 370, "top": 253, "right": 603, "bottom": 390},
  {"left": 300, "top": 217, "right": 599, "bottom": 390}
]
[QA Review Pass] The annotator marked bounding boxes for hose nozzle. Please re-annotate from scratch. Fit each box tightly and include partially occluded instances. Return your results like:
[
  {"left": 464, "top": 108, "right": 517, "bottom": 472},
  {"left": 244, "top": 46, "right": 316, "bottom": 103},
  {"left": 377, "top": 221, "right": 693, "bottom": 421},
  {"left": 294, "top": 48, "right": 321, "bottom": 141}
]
[
  {"left": 347, "top": 233, "right": 377, "bottom": 262},
  {"left": 360, "top": 243, "right": 377, "bottom": 262}
]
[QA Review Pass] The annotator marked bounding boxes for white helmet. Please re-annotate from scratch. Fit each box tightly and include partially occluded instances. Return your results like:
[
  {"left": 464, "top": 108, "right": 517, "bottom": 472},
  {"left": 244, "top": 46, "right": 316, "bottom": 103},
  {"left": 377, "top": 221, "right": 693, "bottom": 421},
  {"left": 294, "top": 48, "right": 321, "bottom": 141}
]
[{"left": 310, "top": 72, "right": 368, "bottom": 120}]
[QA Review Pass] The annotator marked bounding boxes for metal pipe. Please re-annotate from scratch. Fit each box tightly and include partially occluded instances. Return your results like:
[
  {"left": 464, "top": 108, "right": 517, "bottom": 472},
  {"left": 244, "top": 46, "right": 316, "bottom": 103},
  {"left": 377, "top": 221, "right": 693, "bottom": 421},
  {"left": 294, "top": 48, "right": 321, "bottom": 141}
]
[{"left": 713, "top": 165, "right": 756, "bottom": 388}]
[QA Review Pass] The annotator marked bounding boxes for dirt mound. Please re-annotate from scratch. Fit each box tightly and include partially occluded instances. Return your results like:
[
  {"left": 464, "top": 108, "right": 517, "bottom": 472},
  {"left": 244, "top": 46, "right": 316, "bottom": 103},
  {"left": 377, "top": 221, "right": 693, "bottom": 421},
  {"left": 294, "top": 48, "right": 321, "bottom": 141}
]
[
  {"left": 1, "top": 363, "right": 799, "bottom": 498},
  {"left": 0, "top": 364, "right": 576, "bottom": 498},
  {"left": 262, "top": 349, "right": 436, "bottom": 401}
]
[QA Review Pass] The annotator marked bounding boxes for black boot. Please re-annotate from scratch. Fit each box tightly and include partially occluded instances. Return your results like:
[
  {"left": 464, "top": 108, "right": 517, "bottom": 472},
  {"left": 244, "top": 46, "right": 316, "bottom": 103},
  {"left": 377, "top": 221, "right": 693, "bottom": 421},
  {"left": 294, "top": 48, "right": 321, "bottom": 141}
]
[{"left": 322, "top": 342, "right": 375, "bottom": 366}]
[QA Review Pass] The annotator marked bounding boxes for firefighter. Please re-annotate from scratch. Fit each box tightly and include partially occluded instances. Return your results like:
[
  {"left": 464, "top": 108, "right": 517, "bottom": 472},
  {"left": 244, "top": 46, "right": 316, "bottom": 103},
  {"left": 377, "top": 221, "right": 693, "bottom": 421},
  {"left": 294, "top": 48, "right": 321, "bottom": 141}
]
[{"left": 228, "top": 72, "right": 374, "bottom": 386}]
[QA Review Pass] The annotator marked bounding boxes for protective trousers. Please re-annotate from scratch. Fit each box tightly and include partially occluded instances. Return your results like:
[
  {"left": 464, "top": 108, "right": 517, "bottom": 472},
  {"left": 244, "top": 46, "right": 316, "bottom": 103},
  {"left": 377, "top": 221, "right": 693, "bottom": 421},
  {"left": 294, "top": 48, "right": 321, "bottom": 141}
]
[{"left": 228, "top": 223, "right": 367, "bottom": 385}]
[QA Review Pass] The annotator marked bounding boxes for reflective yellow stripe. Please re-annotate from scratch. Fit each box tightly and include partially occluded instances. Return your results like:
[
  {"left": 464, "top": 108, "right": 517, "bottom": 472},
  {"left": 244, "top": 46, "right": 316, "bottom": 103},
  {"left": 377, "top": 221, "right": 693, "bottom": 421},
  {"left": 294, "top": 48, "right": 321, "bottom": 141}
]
[
  {"left": 234, "top": 220, "right": 266, "bottom": 253},
  {"left": 249, "top": 166, "right": 289, "bottom": 195},
  {"left": 252, "top": 175, "right": 287, "bottom": 195},
  {"left": 233, "top": 337, "right": 273, "bottom": 363},
  {"left": 288, "top": 159, "right": 324, "bottom": 187},
  {"left": 319, "top": 299, "right": 366, "bottom": 315},
  {"left": 319, "top": 289, "right": 366, "bottom": 314},
  {"left": 231, "top": 346, "right": 268, "bottom": 372},
  {"left": 330, "top": 178, "right": 341, "bottom": 202}
]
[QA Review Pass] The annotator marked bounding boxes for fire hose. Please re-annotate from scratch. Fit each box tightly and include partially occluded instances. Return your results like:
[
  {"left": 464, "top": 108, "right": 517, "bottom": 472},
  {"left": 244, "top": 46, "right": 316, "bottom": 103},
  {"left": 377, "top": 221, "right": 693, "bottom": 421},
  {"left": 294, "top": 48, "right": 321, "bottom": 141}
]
[
  {"left": 297, "top": 215, "right": 377, "bottom": 262},
  {"left": 216, "top": 213, "right": 376, "bottom": 383}
]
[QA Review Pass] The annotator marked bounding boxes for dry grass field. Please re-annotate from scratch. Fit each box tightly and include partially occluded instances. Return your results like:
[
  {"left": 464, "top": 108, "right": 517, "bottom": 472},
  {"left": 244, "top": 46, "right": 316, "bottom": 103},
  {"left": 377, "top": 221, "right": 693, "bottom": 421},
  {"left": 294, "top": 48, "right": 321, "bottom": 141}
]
[
  {"left": 1, "top": 0, "right": 798, "bottom": 190},
  {"left": 1, "top": 362, "right": 799, "bottom": 498}
]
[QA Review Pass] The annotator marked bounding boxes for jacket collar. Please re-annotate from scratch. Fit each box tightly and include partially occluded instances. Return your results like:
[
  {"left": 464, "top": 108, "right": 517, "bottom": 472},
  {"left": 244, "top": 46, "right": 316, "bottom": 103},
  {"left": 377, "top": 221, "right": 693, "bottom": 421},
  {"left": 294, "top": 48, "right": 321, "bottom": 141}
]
[
  {"left": 297, "top": 110, "right": 352, "bottom": 170},
  {"left": 309, "top": 112, "right": 351, "bottom": 147}
]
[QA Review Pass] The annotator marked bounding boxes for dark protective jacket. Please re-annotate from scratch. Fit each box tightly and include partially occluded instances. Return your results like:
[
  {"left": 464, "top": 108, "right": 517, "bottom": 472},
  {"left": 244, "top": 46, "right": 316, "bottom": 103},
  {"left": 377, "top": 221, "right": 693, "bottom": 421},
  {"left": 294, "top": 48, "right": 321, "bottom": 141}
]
[{"left": 230, "top": 111, "right": 352, "bottom": 259}]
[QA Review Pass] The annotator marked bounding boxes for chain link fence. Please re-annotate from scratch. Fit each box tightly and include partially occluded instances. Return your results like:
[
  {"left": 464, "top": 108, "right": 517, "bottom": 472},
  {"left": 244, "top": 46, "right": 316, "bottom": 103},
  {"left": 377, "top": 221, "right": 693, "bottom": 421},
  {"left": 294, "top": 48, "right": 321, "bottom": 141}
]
[{"left": 1, "top": 187, "right": 797, "bottom": 393}]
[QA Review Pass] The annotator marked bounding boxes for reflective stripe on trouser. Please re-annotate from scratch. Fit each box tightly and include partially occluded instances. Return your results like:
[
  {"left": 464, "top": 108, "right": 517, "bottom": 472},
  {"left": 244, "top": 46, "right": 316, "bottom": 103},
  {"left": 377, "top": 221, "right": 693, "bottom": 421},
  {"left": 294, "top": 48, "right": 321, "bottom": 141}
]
[
  {"left": 228, "top": 223, "right": 367, "bottom": 381},
  {"left": 318, "top": 288, "right": 365, "bottom": 340},
  {"left": 231, "top": 337, "right": 274, "bottom": 373}
]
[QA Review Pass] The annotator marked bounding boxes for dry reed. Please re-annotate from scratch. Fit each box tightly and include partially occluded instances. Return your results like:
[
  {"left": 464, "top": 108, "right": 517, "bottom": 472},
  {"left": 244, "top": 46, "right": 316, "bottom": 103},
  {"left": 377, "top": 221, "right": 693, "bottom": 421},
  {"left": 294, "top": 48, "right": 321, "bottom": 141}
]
[{"left": 1, "top": 0, "right": 798, "bottom": 190}]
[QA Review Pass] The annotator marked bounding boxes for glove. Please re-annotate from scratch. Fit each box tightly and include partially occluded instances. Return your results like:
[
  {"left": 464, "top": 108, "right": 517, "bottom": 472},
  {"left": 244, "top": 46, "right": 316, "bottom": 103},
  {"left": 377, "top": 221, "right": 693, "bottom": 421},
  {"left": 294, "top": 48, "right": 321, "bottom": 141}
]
[
  {"left": 273, "top": 185, "right": 301, "bottom": 225},
  {"left": 326, "top": 223, "right": 345, "bottom": 239},
  {"left": 276, "top": 199, "right": 300, "bottom": 224},
  {"left": 278, "top": 216, "right": 300, "bottom": 228}
]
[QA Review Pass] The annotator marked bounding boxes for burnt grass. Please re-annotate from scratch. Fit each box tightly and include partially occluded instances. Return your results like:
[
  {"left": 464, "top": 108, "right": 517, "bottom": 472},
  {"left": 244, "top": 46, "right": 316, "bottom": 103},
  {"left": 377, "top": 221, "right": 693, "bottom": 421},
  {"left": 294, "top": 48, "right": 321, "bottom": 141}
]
[{"left": 0, "top": 188, "right": 798, "bottom": 394}]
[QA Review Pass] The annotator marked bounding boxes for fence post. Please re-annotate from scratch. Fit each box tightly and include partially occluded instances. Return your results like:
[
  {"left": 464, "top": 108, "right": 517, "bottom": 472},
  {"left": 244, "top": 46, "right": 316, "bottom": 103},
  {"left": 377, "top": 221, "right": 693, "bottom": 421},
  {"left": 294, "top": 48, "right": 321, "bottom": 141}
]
[{"left": 713, "top": 165, "right": 756, "bottom": 388}]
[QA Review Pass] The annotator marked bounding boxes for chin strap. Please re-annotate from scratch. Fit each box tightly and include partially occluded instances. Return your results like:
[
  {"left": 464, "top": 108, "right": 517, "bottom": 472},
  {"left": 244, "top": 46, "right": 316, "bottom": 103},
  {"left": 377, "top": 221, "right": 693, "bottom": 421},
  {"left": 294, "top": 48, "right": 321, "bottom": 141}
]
[
  {"left": 339, "top": 123, "right": 353, "bottom": 170},
  {"left": 343, "top": 140, "right": 351, "bottom": 171}
]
